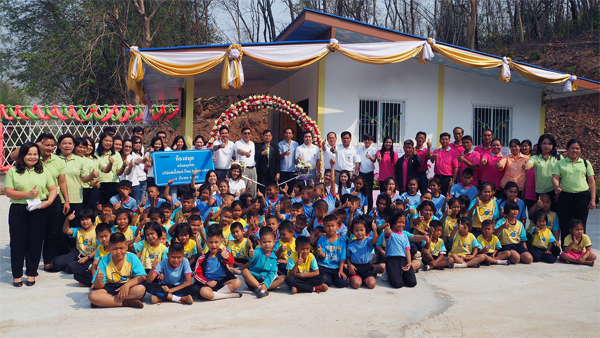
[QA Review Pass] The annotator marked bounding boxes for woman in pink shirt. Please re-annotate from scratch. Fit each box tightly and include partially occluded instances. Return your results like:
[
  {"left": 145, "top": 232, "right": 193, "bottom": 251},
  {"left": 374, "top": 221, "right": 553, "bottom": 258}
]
[
  {"left": 376, "top": 136, "right": 397, "bottom": 189},
  {"left": 480, "top": 139, "right": 504, "bottom": 198},
  {"left": 497, "top": 139, "right": 529, "bottom": 196}
]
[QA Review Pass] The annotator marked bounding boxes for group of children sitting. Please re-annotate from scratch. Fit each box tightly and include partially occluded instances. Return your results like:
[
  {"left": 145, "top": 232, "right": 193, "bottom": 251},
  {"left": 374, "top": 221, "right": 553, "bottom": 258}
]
[{"left": 50, "top": 161, "right": 596, "bottom": 308}]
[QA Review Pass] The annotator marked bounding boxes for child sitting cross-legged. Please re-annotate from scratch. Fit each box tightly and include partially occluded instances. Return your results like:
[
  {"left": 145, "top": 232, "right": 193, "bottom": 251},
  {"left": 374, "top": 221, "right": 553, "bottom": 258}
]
[
  {"left": 195, "top": 226, "right": 243, "bottom": 300},
  {"left": 285, "top": 236, "right": 328, "bottom": 294},
  {"left": 494, "top": 201, "right": 533, "bottom": 264},
  {"left": 421, "top": 220, "right": 454, "bottom": 271},
  {"left": 242, "top": 227, "right": 287, "bottom": 298},
  {"left": 449, "top": 217, "right": 485, "bottom": 268},
  {"left": 478, "top": 220, "right": 511, "bottom": 266},
  {"left": 88, "top": 233, "right": 147, "bottom": 308},
  {"left": 146, "top": 242, "right": 199, "bottom": 305},
  {"left": 347, "top": 216, "right": 379, "bottom": 289},
  {"left": 560, "top": 219, "right": 596, "bottom": 266}
]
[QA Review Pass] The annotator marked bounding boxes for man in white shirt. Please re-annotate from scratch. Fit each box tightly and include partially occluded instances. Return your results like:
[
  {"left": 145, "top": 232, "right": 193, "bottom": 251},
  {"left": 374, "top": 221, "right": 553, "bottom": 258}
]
[
  {"left": 278, "top": 127, "right": 299, "bottom": 185},
  {"left": 358, "top": 133, "right": 377, "bottom": 210},
  {"left": 335, "top": 131, "right": 361, "bottom": 186},
  {"left": 321, "top": 132, "right": 337, "bottom": 174},
  {"left": 212, "top": 126, "right": 235, "bottom": 181},
  {"left": 233, "top": 127, "right": 257, "bottom": 196},
  {"left": 295, "top": 130, "right": 321, "bottom": 185}
]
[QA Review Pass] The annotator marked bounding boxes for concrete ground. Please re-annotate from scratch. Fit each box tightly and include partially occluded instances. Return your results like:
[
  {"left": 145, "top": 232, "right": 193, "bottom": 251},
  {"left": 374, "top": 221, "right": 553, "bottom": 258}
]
[{"left": 0, "top": 195, "right": 598, "bottom": 337}]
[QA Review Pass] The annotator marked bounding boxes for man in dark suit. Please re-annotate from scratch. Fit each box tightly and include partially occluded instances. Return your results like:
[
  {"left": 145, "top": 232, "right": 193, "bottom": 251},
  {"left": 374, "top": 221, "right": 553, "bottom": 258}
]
[{"left": 255, "top": 129, "right": 280, "bottom": 194}]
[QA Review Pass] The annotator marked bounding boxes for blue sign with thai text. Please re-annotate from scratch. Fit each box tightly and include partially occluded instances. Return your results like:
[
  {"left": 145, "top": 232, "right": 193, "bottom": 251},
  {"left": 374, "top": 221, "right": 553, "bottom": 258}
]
[{"left": 152, "top": 150, "right": 214, "bottom": 186}]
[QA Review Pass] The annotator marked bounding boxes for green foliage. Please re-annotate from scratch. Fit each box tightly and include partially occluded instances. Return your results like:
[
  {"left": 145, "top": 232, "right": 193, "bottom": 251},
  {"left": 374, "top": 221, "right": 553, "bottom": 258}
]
[
  {"left": 530, "top": 50, "right": 540, "bottom": 61},
  {"left": 0, "top": 0, "right": 220, "bottom": 105},
  {"left": 0, "top": 81, "right": 29, "bottom": 106},
  {"left": 593, "top": 46, "right": 600, "bottom": 56},
  {"left": 592, "top": 67, "right": 598, "bottom": 74},
  {"left": 505, "top": 50, "right": 516, "bottom": 59},
  {"left": 566, "top": 66, "right": 577, "bottom": 73}
]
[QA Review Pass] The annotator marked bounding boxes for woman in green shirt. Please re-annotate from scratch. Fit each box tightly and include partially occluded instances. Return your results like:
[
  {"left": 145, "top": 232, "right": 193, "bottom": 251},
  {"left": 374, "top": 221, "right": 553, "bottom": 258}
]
[
  {"left": 5, "top": 142, "right": 57, "bottom": 287},
  {"left": 96, "top": 132, "right": 126, "bottom": 205},
  {"left": 55, "top": 134, "right": 98, "bottom": 253},
  {"left": 552, "top": 138, "right": 596, "bottom": 243},
  {"left": 523, "top": 134, "right": 561, "bottom": 211},
  {"left": 83, "top": 136, "right": 101, "bottom": 210}
]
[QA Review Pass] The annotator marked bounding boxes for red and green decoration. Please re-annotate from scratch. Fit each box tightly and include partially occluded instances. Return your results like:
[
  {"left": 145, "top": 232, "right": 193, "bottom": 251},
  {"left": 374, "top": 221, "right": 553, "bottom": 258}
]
[
  {"left": 0, "top": 104, "right": 179, "bottom": 122},
  {"left": 207, "top": 95, "right": 322, "bottom": 148}
]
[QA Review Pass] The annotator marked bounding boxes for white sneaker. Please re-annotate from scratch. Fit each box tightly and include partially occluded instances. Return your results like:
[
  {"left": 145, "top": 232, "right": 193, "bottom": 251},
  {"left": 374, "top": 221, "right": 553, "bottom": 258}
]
[
  {"left": 381, "top": 270, "right": 388, "bottom": 282},
  {"left": 413, "top": 251, "right": 422, "bottom": 259}
]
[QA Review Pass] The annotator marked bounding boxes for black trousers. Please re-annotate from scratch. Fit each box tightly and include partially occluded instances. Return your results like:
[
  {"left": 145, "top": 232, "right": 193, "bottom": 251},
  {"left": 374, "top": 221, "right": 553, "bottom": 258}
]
[
  {"left": 43, "top": 198, "right": 62, "bottom": 265},
  {"left": 98, "top": 182, "right": 119, "bottom": 205},
  {"left": 434, "top": 174, "right": 453, "bottom": 196},
  {"left": 73, "top": 263, "right": 95, "bottom": 286},
  {"left": 319, "top": 266, "right": 348, "bottom": 288},
  {"left": 557, "top": 191, "right": 590, "bottom": 244},
  {"left": 417, "top": 171, "right": 429, "bottom": 194},
  {"left": 82, "top": 187, "right": 99, "bottom": 211},
  {"left": 51, "top": 248, "right": 80, "bottom": 273},
  {"left": 54, "top": 203, "right": 82, "bottom": 257},
  {"left": 360, "top": 171, "right": 375, "bottom": 211},
  {"left": 146, "top": 282, "right": 201, "bottom": 298},
  {"left": 386, "top": 256, "right": 417, "bottom": 289},
  {"left": 9, "top": 204, "right": 48, "bottom": 278},
  {"left": 285, "top": 274, "right": 327, "bottom": 293},
  {"left": 280, "top": 171, "right": 296, "bottom": 189},
  {"left": 215, "top": 169, "right": 229, "bottom": 181},
  {"left": 257, "top": 170, "right": 276, "bottom": 195},
  {"left": 529, "top": 247, "right": 557, "bottom": 263}
]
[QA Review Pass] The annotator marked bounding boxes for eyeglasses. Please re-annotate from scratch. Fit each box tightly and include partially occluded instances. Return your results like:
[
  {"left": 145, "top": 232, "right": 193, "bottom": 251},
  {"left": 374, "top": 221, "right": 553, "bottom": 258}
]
[
  {"left": 243, "top": 132, "right": 251, "bottom": 135},
  {"left": 134, "top": 142, "right": 142, "bottom": 144}
]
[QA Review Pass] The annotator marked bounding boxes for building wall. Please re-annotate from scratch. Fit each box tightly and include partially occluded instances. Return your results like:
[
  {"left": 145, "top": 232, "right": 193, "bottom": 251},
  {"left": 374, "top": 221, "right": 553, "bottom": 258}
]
[
  {"left": 443, "top": 66, "right": 542, "bottom": 146},
  {"left": 269, "top": 52, "right": 542, "bottom": 148}
]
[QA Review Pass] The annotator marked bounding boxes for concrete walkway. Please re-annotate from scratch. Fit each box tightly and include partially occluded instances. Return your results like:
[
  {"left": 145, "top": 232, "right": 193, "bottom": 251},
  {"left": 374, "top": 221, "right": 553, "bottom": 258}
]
[{"left": 0, "top": 195, "right": 598, "bottom": 337}]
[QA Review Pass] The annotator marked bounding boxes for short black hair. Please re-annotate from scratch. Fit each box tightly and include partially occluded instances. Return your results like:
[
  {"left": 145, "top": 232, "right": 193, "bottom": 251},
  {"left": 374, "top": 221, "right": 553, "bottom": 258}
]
[
  {"left": 188, "top": 214, "right": 202, "bottom": 222},
  {"left": 429, "top": 220, "right": 443, "bottom": 230},
  {"left": 416, "top": 131, "right": 427, "bottom": 138},
  {"left": 78, "top": 208, "right": 95, "bottom": 221},
  {"left": 241, "top": 127, "right": 251, "bottom": 133},
  {"left": 296, "top": 236, "right": 310, "bottom": 246},
  {"left": 181, "top": 193, "right": 195, "bottom": 201},
  {"left": 230, "top": 221, "right": 244, "bottom": 232},
  {"left": 503, "top": 201, "right": 520, "bottom": 214},
  {"left": 462, "top": 135, "right": 473, "bottom": 142},
  {"left": 313, "top": 226, "right": 325, "bottom": 234},
  {"left": 207, "top": 227, "right": 223, "bottom": 239},
  {"left": 341, "top": 131, "right": 351, "bottom": 139},
  {"left": 462, "top": 168, "right": 474, "bottom": 177},
  {"left": 481, "top": 219, "right": 494, "bottom": 228},
  {"left": 219, "top": 125, "right": 229, "bottom": 133},
  {"left": 95, "top": 222, "right": 112, "bottom": 235},
  {"left": 169, "top": 242, "right": 184, "bottom": 253},
  {"left": 458, "top": 217, "right": 472, "bottom": 229},
  {"left": 323, "top": 215, "right": 338, "bottom": 224},
  {"left": 109, "top": 232, "right": 126, "bottom": 245},
  {"left": 504, "top": 181, "right": 519, "bottom": 191},
  {"left": 132, "top": 126, "right": 144, "bottom": 134},
  {"left": 279, "top": 220, "right": 294, "bottom": 232},
  {"left": 362, "top": 133, "right": 373, "bottom": 141},
  {"left": 144, "top": 222, "right": 163, "bottom": 237},
  {"left": 296, "top": 214, "right": 308, "bottom": 224},
  {"left": 440, "top": 132, "right": 451, "bottom": 140},
  {"left": 259, "top": 227, "right": 275, "bottom": 239},
  {"left": 291, "top": 203, "right": 304, "bottom": 210}
]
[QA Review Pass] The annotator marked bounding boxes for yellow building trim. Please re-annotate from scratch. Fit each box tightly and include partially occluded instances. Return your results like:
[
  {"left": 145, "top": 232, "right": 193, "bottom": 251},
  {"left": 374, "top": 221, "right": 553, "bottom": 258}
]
[
  {"left": 316, "top": 58, "right": 326, "bottom": 132},
  {"left": 182, "top": 76, "right": 195, "bottom": 148},
  {"left": 540, "top": 90, "right": 546, "bottom": 135},
  {"left": 436, "top": 65, "right": 445, "bottom": 137}
]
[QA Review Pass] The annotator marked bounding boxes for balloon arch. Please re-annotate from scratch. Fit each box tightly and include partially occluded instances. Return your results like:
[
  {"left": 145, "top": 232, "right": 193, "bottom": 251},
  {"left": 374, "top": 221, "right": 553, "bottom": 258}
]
[{"left": 207, "top": 95, "right": 323, "bottom": 148}]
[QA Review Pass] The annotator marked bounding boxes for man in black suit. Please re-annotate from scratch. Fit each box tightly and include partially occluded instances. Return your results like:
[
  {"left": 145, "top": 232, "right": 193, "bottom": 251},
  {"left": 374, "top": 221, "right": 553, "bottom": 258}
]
[{"left": 255, "top": 129, "right": 280, "bottom": 194}]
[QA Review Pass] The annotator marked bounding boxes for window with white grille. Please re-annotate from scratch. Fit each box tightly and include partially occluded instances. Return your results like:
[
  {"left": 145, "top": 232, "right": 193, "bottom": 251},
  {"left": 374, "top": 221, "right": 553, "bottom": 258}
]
[
  {"left": 358, "top": 99, "right": 405, "bottom": 144},
  {"left": 472, "top": 104, "right": 512, "bottom": 146}
]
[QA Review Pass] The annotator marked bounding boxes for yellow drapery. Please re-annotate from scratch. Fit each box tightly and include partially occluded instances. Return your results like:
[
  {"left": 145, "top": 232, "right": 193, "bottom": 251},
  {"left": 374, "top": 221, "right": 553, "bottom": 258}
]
[
  {"left": 127, "top": 39, "right": 578, "bottom": 100},
  {"left": 508, "top": 62, "right": 575, "bottom": 89},
  {"left": 428, "top": 38, "right": 510, "bottom": 82}
]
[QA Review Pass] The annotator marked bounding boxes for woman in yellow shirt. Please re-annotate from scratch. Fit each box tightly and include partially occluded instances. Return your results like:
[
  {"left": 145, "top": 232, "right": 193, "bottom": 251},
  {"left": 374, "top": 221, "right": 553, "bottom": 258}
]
[
  {"left": 5, "top": 142, "right": 57, "bottom": 287},
  {"left": 96, "top": 132, "right": 126, "bottom": 205}
]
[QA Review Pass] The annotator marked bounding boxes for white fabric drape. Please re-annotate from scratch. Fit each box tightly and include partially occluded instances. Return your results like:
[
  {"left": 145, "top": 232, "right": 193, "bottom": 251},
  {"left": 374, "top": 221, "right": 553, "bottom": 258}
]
[
  {"left": 244, "top": 43, "right": 330, "bottom": 62},
  {"left": 141, "top": 50, "right": 226, "bottom": 65},
  {"left": 339, "top": 40, "right": 426, "bottom": 58}
]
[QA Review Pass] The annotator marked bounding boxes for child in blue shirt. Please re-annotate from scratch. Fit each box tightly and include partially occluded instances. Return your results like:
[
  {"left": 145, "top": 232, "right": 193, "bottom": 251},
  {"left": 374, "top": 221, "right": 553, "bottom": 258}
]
[
  {"left": 383, "top": 211, "right": 417, "bottom": 288},
  {"left": 347, "top": 216, "right": 379, "bottom": 289},
  {"left": 316, "top": 215, "right": 348, "bottom": 288},
  {"left": 259, "top": 182, "right": 283, "bottom": 216},
  {"left": 109, "top": 180, "right": 138, "bottom": 212},
  {"left": 399, "top": 178, "right": 421, "bottom": 210},
  {"left": 498, "top": 181, "right": 527, "bottom": 224},
  {"left": 285, "top": 236, "right": 328, "bottom": 294},
  {"left": 242, "top": 227, "right": 286, "bottom": 298},
  {"left": 428, "top": 177, "right": 446, "bottom": 218},
  {"left": 311, "top": 199, "right": 328, "bottom": 231},
  {"left": 300, "top": 186, "right": 314, "bottom": 219},
  {"left": 88, "top": 233, "right": 147, "bottom": 308},
  {"left": 449, "top": 168, "right": 478, "bottom": 201},
  {"left": 293, "top": 214, "right": 310, "bottom": 238},
  {"left": 351, "top": 176, "right": 369, "bottom": 214},
  {"left": 146, "top": 242, "right": 199, "bottom": 304}
]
